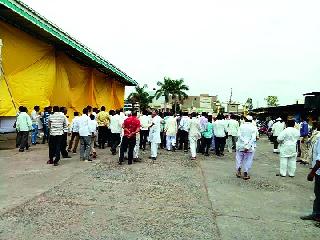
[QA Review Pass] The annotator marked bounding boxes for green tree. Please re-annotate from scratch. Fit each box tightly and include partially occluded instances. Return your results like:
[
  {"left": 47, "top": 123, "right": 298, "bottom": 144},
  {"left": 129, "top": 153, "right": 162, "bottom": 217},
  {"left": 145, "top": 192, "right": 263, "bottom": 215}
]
[
  {"left": 171, "top": 78, "right": 189, "bottom": 113},
  {"left": 245, "top": 98, "right": 253, "bottom": 110},
  {"left": 155, "top": 77, "right": 172, "bottom": 111},
  {"left": 127, "top": 85, "right": 153, "bottom": 111},
  {"left": 155, "top": 77, "right": 189, "bottom": 113},
  {"left": 264, "top": 96, "right": 279, "bottom": 107}
]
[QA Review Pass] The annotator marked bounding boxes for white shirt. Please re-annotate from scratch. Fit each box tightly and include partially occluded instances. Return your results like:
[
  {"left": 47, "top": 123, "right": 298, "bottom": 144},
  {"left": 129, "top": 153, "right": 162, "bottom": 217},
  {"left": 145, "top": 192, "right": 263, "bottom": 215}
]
[
  {"left": 139, "top": 115, "right": 151, "bottom": 130},
  {"left": 213, "top": 120, "right": 227, "bottom": 137},
  {"left": 149, "top": 115, "right": 162, "bottom": 143},
  {"left": 71, "top": 116, "right": 80, "bottom": 133},
  {"left": 227, "top": 119, "right": 239, "bottom": 136},
  {"left": 236, "top": 122, "right": 257, "bottom": 152},
  {"left": 272, "top": 121, "right": 285, "bottom": 136},
  {"left": 311, "top": 132, "right": 320, "bottom": 175},
  {"left": 189, "top": 117, "right": 201, "bottom": 139},
  {"left": 31, "top": 110, "right": 40, "bottom": 125},
  {"left": 109, "top": 114, "right": 122, "bottom": 134},
  {"left": 89, "top": 119, "right": 98, "bottom": 136},
  {"left": 179, "top": 116, "right": 190, "bottom": 132},
  {"left": 77, "top": 114, "right": 91, "bottom": 136},
  {"left": 165, "top": 116, "right": 177, "bottom": 136},
  {"left": 277, "top": 127, "right": 300, "bottom": 157}
]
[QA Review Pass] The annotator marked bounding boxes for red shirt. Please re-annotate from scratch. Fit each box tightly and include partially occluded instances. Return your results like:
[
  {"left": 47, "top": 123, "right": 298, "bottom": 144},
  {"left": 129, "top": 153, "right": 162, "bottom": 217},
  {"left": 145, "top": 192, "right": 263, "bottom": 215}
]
[{"left": 123, "top": 116, "right": 140, "bottom": 138}]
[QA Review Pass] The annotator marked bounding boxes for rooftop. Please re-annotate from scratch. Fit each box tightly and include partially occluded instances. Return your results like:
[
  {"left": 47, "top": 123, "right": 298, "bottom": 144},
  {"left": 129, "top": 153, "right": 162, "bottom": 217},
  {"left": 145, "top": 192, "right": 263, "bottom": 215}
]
[{"left": 0, "top": 0, "right": 137, "bottom": 86}]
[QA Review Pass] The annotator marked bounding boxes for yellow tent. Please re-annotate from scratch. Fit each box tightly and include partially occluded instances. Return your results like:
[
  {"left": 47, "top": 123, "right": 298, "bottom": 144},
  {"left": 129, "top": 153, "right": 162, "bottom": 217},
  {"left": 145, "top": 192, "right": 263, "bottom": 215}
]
[{"left": 0, "top": 0, "right": 136, "bottom": 117}]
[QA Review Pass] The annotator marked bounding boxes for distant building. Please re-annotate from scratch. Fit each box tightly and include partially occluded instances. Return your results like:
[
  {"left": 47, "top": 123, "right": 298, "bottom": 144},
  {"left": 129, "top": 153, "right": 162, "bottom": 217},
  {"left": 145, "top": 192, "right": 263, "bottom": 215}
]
[{"left": 180, "top": 94, "right": 218, "bottom": 113}]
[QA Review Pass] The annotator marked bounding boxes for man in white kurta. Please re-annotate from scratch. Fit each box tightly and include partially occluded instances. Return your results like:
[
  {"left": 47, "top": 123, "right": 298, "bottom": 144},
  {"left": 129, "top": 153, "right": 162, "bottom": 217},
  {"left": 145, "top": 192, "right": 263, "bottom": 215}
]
[
  {"left": 272, "top": 118, "right": 285, "bottom": 153},
  {"left": 149, "top": 111, "right": 162, "bottom": 160},
  {"left": 165, "top": 112, "right": 177, "bottom": 151},
  {"left": 189, "top": 112, "right": 201, "bottom": 159},
  {"left": 277, "top": 120, "right": 300, "bottom": 177},
  {"left": 226, "top": 115, "right": 239, "bottom": 153},
  {"left": 235, "top": 115, "right": 257, "bottom": 180}
]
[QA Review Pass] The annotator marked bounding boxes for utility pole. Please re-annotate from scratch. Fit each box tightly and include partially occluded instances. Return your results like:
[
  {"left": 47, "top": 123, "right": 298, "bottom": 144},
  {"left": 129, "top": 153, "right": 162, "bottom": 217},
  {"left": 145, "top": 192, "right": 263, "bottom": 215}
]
[{"left": 229, "top": 88, "right": 233, "bottom": 104}]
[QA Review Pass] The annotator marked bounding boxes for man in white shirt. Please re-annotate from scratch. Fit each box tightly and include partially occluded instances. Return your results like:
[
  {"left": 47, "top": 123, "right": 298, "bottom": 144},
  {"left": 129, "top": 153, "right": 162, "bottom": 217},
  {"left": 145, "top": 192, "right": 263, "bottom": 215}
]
[
  {"left": 165, "top": 112, "right": 177, "bottom": 151},
  {"left": 178, "top": 112, "right": 190, "bottom": 152},
  {"left": 89, "top": 114, "right": 98, "bottom": 159},
  {"left": 30, "top": 105, "right": 40, "bottom": 145},
  {"left": 272, "top": 118, "right": 285, "bottom": 153},
  {"left": 68, "top": 112, "right": 80, "bottom": 153},
  {"left": 139, "top": 110, "right": 151, "bottom": 150},
  {"left": 60, "top": 107, "right": 71, "bottom": 159},
  {"left": 213, "top": 114, "right": 227, "bottom": 156},
  {"left": 109, "top": 110, "right": 122, "bottom": 155},
  {"left": 189, "top": 112, "right": 201, "bottom": 160},
  {"left": 227, "top": 114, "right": 240, "bottom": 153},
  {"left": 300, "top": 123, "right": 320, "bottom": 222},
  {"left": 277, "top": 120, "right": 300, "bottom": 177},
  {"left": 48, "top": 106, "right": 67, "bottom": 166},
  {"left": 75, "top": 108, "right": 92, "bottom": 161},
  {"left": 149, "top": 111, "right": 162, "bottom": 160},
  {"left": 235, "top": 115, "right": 258, "bottom": 180}
]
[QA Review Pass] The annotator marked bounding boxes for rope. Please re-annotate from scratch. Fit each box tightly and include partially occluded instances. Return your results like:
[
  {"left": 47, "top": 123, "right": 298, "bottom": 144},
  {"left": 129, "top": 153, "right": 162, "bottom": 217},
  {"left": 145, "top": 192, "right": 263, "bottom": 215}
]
[{"left": 0, "top": 65, "right": 17, "bottom": 111}]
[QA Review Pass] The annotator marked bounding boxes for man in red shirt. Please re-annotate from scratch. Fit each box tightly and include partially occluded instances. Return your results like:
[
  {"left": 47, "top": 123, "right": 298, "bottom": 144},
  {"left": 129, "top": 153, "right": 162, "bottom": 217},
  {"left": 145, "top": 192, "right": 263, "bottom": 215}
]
[{"left": 119, "top": 111, "right": 141, "bottom": 165}]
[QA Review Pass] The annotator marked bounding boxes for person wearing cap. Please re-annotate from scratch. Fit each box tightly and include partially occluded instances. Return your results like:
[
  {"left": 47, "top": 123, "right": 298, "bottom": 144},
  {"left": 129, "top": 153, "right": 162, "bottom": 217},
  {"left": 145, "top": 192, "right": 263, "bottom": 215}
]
[
  {"left": 148, "top": 110, "right": 162, "bottom": 161},
  {"left": 276, "top": 119, "right": 300, "bottom": 177},
  {"left": 272, "top": 117, "right": 285, "bottom": 153},
  {"left": 235, "top": 115, "right": 258, "bottom": 180},
  {"left": 188, "top": 112, "right": 201, "bottom": 160}
]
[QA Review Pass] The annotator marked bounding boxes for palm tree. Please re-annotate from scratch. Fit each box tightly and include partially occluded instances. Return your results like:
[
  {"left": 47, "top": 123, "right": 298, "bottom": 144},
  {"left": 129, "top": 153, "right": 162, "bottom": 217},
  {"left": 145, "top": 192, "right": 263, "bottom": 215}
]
[
  {"left": 155, "top": 77, "right": 189, "bottom": 113},
  {"left": 154, "top": 77, "right": 173, "bottom": 111},
  {"left": 171, "top": 78, "right": 189, "bottom": 113},
  {"left": 127, "top": 84, "right": 153, "bottom": 111}
]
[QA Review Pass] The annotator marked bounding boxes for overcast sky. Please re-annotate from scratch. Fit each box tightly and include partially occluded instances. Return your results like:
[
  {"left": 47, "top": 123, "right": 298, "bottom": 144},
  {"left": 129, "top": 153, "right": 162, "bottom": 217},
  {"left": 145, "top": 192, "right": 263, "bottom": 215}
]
[{"left": 22, "top": 0, "right": 320, "bottom": 107}]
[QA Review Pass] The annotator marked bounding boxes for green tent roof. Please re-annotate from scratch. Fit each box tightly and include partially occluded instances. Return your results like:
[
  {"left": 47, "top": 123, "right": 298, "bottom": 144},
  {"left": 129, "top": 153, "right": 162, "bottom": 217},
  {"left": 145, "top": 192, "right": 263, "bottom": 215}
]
[{"left": 0, "top": 0, "right": 137, "bottom": 86}]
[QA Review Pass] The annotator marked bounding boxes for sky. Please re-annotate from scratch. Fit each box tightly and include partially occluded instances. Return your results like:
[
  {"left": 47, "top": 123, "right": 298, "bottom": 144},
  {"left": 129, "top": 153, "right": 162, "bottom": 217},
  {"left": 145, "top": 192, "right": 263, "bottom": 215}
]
[{"left": 22, "top": 0, "right": 320, "bottom": 108}]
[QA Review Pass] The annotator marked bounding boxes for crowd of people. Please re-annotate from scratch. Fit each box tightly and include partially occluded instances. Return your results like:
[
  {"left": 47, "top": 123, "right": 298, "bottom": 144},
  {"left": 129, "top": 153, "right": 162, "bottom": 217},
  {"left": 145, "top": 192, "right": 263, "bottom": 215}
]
[{"left": 14, "top": 105, "right": 320, "bottom": 222}]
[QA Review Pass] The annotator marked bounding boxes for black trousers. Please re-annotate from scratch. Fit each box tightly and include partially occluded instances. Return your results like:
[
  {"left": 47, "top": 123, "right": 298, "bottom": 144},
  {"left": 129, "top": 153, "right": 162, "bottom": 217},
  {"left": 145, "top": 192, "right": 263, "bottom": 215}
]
[
  {"left": 111, "top": 133, "right": 121, "bottom": 153},
  {"left": 179, "top": 130, "right": 189, "bottom": 150},
  {"left": 119, "top": 136, "right": 136, "bottom": 164},
  {"left": 19, "top": 131, "right": 29, "bottom": 150},
  {"left": 98, "top": 126, "right": 108, "bottom": 147},
  {"left": 273, "top": 136, "right": 279, "bottom": 149},
  {"left": 215, "top": 137, "right": 226, "bottom": 155},
  {"left": 60, "top": 132, "right": 68, "bottom": 157},
  {"left": 313, "top": 175, "right": 320, "bottom": 217},
  {"left": 49, "top": 135, "right": 63, "bottom": 163},
  {"left": 204, "top": 137, "right": 212, "bottom": 155},
  {"left": 140, "top": 130, "right": 149, "bottom": 149},
  {"left": 160, "top": 132, "right": 166, "bottom": 149},
  {"left": 16, "top": 131, "right": 22, "bottom": 148},
  {"left": 198, "top": 136, "right": 205, "bottom": 153},
  {"left": 106, "top": 128, "right": 112, "bottom": 146}
]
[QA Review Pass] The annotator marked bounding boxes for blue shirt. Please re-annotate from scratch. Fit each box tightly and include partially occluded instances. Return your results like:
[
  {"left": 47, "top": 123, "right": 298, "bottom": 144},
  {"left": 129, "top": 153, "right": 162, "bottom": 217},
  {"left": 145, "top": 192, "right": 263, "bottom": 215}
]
[{"left": 300, "top": 121, "right": 309, "bottom": 137}]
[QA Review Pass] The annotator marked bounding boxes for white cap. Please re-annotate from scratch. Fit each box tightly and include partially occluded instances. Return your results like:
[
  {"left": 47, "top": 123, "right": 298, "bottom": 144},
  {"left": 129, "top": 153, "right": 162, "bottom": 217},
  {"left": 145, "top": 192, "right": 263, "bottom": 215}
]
[
  {"left": 276, "top": 117, "right": 282, "bottom": 121},
  {"left": 246, "top": 115, "right": 253, "bottom": 121}
]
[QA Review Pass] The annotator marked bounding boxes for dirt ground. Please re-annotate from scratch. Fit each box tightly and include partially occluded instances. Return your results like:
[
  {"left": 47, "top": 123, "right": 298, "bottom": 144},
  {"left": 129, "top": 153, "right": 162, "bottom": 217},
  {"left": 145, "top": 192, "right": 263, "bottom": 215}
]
[{"left": 0, "top": 137, "right": 318, "bottom": 240}]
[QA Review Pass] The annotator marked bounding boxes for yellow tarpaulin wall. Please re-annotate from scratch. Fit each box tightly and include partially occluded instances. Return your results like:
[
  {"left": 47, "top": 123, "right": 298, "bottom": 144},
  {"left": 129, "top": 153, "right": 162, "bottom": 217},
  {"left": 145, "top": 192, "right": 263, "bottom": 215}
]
[{"left": 0, "top": 20, "right": 125, "bottom": 116}]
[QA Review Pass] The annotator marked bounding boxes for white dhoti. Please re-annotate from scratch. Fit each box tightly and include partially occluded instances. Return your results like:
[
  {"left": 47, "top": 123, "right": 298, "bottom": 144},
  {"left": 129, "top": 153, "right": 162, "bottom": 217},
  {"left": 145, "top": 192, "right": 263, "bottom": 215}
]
[
  {"left": 280, "top": 156, "right": 296, "bottom": 176},
  {"left": 134, "top": 134, "right": 140, "bottom": 159},
  {"left": 166, "top": 135, "right": 176, "bottom": 150},
  {"left": 189, "top": 136, "right": 197, "bottom": 158},
  {"left": 151, "top": 142, "right": 159, "bottom": 158},
  {"left": 236, "top": 151, "right": 254, "bottom": 173}
]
